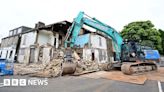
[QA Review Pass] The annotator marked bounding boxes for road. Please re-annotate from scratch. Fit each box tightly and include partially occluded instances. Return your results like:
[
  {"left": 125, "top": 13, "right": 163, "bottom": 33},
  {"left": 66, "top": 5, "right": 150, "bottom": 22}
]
[{"left": 0, "top": 75, "right": 159, "bottom": 92}]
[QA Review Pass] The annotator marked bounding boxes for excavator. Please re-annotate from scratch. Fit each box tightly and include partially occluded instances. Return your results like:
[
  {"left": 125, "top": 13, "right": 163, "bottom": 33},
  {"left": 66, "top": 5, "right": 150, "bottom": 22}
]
[{"left": 63, "top": 11, "right": 160, "bottom": 75}]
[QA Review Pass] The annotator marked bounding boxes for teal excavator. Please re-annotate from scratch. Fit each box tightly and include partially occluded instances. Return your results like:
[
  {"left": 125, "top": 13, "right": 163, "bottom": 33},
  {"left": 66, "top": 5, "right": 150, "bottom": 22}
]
[{"left": 64, "top": 11, "right": 160, "bottom": 75}]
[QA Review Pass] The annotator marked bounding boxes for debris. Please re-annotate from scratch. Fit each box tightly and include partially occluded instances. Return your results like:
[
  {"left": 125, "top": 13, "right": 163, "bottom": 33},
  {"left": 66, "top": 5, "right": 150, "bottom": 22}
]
[
  {"left": 101, "top": 71, "right": 147, "bottom": 84},
  {"left": 146, "top": 67, "right": 164, "bottom": 82},
  {"left": 14, "top": 64, "right": 45, "bottom": 75},
  {"left": 73, "top": 51, "right": 80, "bottom": 60},
  {"left": 30, "top": 58, "right": 63, "bottom": 78},
  {"left": 74, "top": 59, "right": 99, "bottom": 74},
  {"left": 73, "top": 70, "right": 97, "bottom": 76},
  {"left": 81, "top": 71, "right": 147, "bottom": 85},
  {"left": 99, "top": 63, "right": 113, "bottom": 71},
  {"left": 14, "top": 55, "right": 63, "bottom": 78},
  {"left": 80, "top": 67, "right": 164, "bottom": 84},
  {"left": 80, "top": 71, "right": 108, "bottom": 79}
]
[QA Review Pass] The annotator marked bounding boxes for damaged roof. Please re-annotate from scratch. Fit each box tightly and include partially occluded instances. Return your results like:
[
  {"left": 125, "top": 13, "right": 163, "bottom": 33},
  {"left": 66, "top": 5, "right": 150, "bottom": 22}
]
[
  {"left": 20, "top": 20, "right": 72, "bottom": 35},
  {"left": 38, "top": 20, "right": 72, "bottom": 34}
]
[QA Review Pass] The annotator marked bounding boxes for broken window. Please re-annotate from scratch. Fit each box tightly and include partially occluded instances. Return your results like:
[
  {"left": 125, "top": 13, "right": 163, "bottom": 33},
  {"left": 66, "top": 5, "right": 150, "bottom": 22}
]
[
  {"left": 0, "top": 51, "right": 2, "bottom": 58},
  {"left": 54, "top": 38, "right": 56, "bottom": 46},
  {"left": 6, "top": 51, "right": 8, "bottom": 58},
  {"left": 9, "top": 50, "right": 13, "bottom": 58},
  {"left": 59, "top": 35, "right": 62, "bottom": 46}
]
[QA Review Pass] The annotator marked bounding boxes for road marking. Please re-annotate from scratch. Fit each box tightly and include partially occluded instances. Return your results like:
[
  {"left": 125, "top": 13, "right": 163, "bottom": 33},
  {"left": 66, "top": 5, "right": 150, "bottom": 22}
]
[
  {"left": 158, "top": 81, "right": 163, "bottom": 92},
  {"left": 0, "top": 83, "right": 4, "bottom": 87}
]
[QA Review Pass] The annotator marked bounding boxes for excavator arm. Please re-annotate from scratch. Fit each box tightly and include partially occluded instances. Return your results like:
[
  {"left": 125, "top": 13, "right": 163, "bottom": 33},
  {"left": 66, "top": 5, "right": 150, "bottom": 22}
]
[{"left": 64, "top": 11, "right": 123, "bottom": 61}]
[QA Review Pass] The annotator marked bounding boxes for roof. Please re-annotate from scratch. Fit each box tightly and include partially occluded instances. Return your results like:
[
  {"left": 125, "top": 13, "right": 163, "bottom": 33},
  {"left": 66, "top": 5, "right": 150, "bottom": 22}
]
[
  {"left": 6, "top": 20, "right": 72, "bottom": 36},
  {"left": 38, "top": 20, "right": 72, "bottom": 34},
  {"left": 38, "top": 20, "right": 71, "bottom": 29},
  {"left": 9, "top": 26, "right": 32, "bottom": 32},
  {"left": 2, "top": 26, "right": 32, "bottom": 39}
]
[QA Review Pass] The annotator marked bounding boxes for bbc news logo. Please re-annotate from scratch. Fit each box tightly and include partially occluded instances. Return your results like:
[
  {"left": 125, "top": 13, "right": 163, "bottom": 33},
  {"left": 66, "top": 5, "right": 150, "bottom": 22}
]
[{"left": 0, "top": 78, "right": 48, "bottom": 87}]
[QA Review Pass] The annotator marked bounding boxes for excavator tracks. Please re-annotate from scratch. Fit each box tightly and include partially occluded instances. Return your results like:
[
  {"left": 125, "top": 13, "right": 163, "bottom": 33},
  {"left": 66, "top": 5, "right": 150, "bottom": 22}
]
[{"left": 121, "top": 62, "right": 158, "bottom": 75}]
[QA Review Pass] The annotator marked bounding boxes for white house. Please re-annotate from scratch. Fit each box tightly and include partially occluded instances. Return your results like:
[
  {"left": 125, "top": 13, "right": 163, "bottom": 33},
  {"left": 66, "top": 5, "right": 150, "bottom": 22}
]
[{"left": 0, "top": 26, "right": 32, "bottom": 62}]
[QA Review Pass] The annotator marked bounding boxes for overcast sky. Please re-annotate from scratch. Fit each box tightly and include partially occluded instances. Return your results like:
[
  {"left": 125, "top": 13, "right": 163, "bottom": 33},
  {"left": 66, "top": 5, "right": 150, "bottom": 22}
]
[{"left": 0, "top": 0, "right": 164, "bottom": 42}]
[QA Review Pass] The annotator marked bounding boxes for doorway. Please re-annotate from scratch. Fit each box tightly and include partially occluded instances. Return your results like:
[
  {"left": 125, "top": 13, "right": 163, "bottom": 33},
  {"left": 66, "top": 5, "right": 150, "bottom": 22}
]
[{"left": 29, "top": 48, "right": 35, "bottom": 63}]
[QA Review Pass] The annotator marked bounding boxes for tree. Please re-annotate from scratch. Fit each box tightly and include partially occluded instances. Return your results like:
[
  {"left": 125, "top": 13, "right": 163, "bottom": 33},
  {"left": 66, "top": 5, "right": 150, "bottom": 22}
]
[
  {"left": 120, "top": 20, "right": 163, "bottom": 54},
  {"left": 159, "top": 29, "right": 164, "bottom": 55}
]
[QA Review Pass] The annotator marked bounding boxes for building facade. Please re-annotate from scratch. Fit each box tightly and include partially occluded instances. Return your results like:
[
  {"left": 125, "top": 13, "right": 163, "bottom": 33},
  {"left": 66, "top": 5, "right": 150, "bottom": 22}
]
[
  {"left": 0, "top": 26, "right": 32, "bottom": 62},
  {"left": 74, "top": 33, "right": 113, "bottom": 63},
  {"left": 17, "top": 21, "right": 71, "bottom": 64}
]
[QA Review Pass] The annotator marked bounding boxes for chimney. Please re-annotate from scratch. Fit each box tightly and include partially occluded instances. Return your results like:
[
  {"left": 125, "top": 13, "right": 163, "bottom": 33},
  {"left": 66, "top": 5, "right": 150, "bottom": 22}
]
[{"left": 35, "top": 21, "right": 45, "bottom": 29}]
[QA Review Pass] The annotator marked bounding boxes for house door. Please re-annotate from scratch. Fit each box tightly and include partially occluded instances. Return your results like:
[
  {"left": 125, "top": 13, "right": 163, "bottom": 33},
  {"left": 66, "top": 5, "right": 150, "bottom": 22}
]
[{"left": 30, "top": 48, "right": 35, "bottom": 63}]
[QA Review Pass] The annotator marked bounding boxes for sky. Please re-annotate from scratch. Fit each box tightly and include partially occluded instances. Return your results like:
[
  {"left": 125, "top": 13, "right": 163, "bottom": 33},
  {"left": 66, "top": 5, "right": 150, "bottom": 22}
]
[{"left": 0, "top": 0, "right": 164, "bottom": 42}]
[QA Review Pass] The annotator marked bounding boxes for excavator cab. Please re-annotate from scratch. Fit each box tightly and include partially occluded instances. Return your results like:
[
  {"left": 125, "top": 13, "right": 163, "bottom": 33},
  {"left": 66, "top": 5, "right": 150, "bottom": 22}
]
[
  {"left": 121, "top": 40, "right": 145, "bottom": 62},
  {"left": 120, "top": 40, "right": 159, "bottom": 75}
]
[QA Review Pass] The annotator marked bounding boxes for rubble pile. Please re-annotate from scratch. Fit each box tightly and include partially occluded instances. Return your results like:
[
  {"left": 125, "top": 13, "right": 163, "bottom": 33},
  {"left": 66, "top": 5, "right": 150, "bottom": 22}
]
[
  {"left": 14, "top": 64, "right": 45, "bottom": 75},
  {"left": 15, "top": 58, "right": 63, "bottom": 78},
  {"left": 71, "top": 51, "right": 100, "bottom": 74},
  {"left": 14, "top": 49, "right": 101, "bottom": 77},
  {"left": 30, "top": 58, "right": 63, "bottom": 78},
  {"left": 75, "top": 60, "right": 99, "bottom": 74}
]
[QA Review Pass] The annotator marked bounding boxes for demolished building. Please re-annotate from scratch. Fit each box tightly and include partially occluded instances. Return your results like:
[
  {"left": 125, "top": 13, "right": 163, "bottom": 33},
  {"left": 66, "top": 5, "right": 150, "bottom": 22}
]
[
  {"left": 17, "top": 21, "right": 71, "bottom": 64},
  {"left": 0, "top": 20, "right": 115, "bottom": 65},
  {"left": 74, "top": 33, "right": 107, "bottom": 63}
]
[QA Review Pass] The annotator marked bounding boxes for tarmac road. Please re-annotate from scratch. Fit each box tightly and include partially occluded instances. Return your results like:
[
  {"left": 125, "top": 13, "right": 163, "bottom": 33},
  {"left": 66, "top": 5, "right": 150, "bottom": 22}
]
[{"left": 0, "top": 75, "right": 159, "bottom": 92}]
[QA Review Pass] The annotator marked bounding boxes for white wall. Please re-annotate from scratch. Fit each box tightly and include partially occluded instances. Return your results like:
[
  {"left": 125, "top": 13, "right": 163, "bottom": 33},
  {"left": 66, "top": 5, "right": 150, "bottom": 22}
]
[
  {"left": 17, "top": 48, "right": 30, "bottom": 64},
  {"left": 37, "top": 30, "right": 54, "bottom": 46},
  {"left": 0, "top": 49, "right": 7, "bottom": 59},
  {"left": 0, "top": 47, "right": 16, "bottom": 62},
  {"left": 55, "top": 34, "right": 59, "bottom": 48},
  {"left": 18, "top": 30, "right": 56, "bottom": 64},
  {"left": 18, "top": 31, "right": 37, "bottom": 63},
  {"left": 83, "top": 49, "right": 92, "bottom": 61},
  {"left": 90, "top": 34, "right": 107, "bottom": 49},
  {"left": 82, "top": 48, "right": 108, "bottom": 63},
  {"left": 20, "top": 31, "right": 37, "bottom": 48},
  {"left": 42, "top": 47, "right": 51, "bottom": 64},
  {"left": 17, "top": 28, "right": 22, "bottom": 34}
]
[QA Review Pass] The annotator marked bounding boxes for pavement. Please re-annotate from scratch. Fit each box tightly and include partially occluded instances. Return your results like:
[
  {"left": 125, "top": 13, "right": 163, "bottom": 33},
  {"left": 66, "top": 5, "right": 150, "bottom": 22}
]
[{"left": 0, "top": 75, "right": 159, "bottom": 92}]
